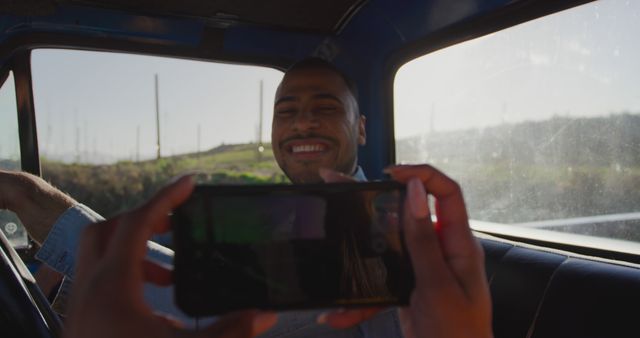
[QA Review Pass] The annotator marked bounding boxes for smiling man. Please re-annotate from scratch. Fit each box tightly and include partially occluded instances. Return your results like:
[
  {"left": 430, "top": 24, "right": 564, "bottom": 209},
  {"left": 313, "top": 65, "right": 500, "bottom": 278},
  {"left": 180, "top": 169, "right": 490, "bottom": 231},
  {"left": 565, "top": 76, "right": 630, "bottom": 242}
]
[{"left": 271, "top": 58, "right": 367, "bottom": 183}]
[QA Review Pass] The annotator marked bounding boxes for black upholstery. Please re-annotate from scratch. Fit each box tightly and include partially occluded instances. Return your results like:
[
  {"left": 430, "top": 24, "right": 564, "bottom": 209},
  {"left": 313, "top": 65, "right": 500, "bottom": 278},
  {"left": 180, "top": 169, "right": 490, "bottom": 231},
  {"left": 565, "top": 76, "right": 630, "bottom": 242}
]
[
  {"left": 531, "top": 258, "right": 640, "bottom": 338},
  {"left": 481, "top": 237, "right": 640, "bottom": 338},
  {"left": 0, "top": 232, "right": 61, "bottom": 338}
]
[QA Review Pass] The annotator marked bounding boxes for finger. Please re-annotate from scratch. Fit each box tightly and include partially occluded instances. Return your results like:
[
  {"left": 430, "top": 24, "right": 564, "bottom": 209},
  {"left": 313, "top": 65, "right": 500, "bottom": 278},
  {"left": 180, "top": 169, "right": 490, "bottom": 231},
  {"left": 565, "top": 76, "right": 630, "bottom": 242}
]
[
  {"left": 188, "top": 311, "right": 277, "bottom": 338},
  {"left": 388, "top": 165, "right": 487, "bottom": 296},
  {"left": 106, "top": 175, "right": 195, "bottom": 265},
  {"left": 74, "top": 218, "right": 118, "bottom": 281},
  {"left": 385, "top": 165, "right": 476, "bottom": 258},
  {"left": 143, "top": 260, "right": 173, "bottom": 286},
  {"left": 250, "top": 312, "right": 278, "bottom": 337},
  {"left": 403, "top": 178, "right": 451, "bottom": 288},
  {"left": 319, "top": 167, "right": 356, "bottom": 183},
  {"left": 317, "top": 307, "right": 383, "bottom": 329},
  {"left": 397, "top": 308, "right": 416, "bottom": 338}
]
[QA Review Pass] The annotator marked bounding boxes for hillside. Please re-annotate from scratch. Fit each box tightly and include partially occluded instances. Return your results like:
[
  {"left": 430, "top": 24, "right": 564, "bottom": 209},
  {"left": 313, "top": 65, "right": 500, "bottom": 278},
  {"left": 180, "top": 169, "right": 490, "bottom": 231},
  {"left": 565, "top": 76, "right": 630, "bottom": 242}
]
[
  {"left": 396, "top": 113, "right": 640, "bottom": 225},
  {"left": 41, "top": 143, "right": 287, "bottom": 217},
  {"left": 397, "top": 113, "right": 640, "bottom": 167}
]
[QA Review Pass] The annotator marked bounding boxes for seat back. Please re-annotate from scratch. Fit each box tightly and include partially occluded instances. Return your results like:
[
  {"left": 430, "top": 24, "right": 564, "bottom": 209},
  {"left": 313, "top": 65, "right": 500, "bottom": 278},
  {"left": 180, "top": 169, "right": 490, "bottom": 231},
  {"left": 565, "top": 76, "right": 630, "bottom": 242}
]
[{"left": 481, "top": 236, "right": 640, "bottom": 338}]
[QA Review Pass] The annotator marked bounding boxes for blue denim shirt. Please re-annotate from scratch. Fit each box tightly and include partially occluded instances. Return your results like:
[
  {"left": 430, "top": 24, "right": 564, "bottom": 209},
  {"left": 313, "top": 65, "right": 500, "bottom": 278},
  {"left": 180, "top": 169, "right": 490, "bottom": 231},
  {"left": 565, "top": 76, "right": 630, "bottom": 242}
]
[{"left": 36, "top": 167, "right": 404, "bottom": 337}]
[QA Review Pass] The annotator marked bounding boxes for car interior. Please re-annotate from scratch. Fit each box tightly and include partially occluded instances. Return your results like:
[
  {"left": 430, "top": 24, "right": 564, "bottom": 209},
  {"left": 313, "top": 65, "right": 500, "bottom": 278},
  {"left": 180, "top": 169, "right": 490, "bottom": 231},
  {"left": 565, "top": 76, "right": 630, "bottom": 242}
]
[{"left": 1, "top": 0, "right": 640, "bottom": 337}]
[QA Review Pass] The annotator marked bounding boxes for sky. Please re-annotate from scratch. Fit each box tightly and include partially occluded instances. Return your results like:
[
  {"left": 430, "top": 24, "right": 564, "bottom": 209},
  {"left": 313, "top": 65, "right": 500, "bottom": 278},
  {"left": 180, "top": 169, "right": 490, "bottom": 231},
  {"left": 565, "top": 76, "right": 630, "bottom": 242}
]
[
  {"left": 2, "top": 0, "right": 639, "bottom": 163},
  {"left": 30, "top": 52, "right": 283, "bottom": 163},
  {"left": 394, "top": 0, "right": 640, "bottom": 138}
]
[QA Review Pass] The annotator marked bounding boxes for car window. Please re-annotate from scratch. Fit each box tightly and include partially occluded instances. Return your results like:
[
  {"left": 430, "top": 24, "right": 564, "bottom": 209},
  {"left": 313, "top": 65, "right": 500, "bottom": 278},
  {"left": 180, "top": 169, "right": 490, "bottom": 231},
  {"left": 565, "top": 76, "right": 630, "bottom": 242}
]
[
  {"left": 31, "top": 49, "right": 284, "bottom": 221},
  {"left": 0, "top": 71, "right": 29, "bottom": 248},
  {"left": 394, "top": 0, "right": 640, "bottom": 242}
]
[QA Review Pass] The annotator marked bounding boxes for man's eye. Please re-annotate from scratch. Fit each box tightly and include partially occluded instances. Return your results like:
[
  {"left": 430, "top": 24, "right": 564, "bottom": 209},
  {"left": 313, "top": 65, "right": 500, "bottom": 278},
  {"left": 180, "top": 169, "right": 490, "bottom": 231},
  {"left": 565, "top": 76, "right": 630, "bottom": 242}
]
[
  {"left": 316, "top": 106, "right": 337, "bottom": 114},
  {"left": 276, "top": 109, "right": 296, "bottom": 116}
]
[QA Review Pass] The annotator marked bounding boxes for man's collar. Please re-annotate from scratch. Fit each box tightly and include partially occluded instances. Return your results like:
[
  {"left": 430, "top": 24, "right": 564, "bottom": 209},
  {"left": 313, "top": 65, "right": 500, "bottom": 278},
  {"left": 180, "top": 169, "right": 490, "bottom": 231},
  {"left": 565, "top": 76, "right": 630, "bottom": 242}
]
[{"left": 352, "top": 166, "right": 367, "bottom": 182}]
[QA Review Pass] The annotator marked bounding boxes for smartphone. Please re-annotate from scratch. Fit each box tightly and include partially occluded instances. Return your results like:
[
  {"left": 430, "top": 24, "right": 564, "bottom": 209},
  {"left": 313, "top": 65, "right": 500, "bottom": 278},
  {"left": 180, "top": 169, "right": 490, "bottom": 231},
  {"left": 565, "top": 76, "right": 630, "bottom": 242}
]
[{"left": 172, "top": 182, "right": 414, "bottom": 316}]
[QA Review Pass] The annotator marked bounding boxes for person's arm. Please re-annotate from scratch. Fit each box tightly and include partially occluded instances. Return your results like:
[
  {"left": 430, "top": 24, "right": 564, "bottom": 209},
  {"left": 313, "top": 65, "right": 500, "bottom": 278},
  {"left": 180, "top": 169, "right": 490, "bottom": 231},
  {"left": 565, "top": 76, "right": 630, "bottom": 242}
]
[
  {"left": 0, "top": 170, "right": 190, "bottom": 320},
  {"left": 0, "top": 170, "right": 76, "bottom": 245},
  {"left": 64, "top": 175, "right": 277, "bottom": 338}
]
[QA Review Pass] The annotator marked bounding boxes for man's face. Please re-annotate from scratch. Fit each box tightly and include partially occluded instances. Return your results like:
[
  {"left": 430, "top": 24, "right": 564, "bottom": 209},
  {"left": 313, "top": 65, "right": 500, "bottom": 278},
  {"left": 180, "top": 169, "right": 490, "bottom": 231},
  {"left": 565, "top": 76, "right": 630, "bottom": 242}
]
[{"left": 272, "top": 68, "right": 366, "bottom": 183}]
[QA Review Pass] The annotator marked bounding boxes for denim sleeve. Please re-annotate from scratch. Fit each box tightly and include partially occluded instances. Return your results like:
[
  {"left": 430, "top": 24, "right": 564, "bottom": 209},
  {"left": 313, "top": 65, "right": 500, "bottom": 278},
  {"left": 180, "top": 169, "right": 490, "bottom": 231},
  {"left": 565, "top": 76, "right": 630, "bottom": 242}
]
[
  {"left": 34, "top": 203, "right": 197, "bottom": 323},
  {"left": 35, "top": 203, "right": 104, "bottom": 279},
  {"left": 358, "top": 308, "right": 404, "bottom": 338}
]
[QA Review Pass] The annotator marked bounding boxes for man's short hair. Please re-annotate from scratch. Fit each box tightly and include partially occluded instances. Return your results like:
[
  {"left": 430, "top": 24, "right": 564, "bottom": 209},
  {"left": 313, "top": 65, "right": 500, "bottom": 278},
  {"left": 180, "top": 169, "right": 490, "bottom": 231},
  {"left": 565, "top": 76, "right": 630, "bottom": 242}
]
[{"left": 286, "top": 57, "right": 359, "bottom": 101}]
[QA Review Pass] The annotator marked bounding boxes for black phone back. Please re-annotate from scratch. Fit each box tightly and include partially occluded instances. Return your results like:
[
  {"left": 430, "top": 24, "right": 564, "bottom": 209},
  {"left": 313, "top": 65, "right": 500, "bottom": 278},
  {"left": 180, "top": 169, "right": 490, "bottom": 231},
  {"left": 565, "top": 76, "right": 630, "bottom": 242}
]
[{"left": 172, "top": 182, "right": 414, "bottom": 316}]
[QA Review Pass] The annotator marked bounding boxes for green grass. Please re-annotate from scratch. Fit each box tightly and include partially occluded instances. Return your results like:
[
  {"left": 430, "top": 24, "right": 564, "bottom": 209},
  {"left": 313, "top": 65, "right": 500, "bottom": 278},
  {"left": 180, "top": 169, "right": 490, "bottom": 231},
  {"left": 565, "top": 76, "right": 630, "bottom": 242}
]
[
  {"left": 38, "top": 142, "right": 640, "bottom": 223},
  {"left": 41, "top": 143, "right": 287, "bottom": 217}
]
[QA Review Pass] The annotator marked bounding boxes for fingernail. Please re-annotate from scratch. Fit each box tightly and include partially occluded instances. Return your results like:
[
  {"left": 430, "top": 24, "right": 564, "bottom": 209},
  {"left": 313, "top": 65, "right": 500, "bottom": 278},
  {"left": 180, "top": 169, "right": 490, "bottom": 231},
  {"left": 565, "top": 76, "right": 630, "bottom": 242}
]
[
  {"left": 319, "top": 168, "right": 346, "bottom": 181},
  {"left": 168, "top": 174, "right": 183, "bottom": 184},
  {"left": 408, "top": 177, "right": 429, "bottom": 219},
  {"left": 318, "top": 167, "right": 333, "bottom": 178},
  {"left": 316, "top": 312, "right": 328, "bottom": 324},
  {"left": 253, "top": 312, "right": 278, "bottom": 333},
  {"left": 169, "top": 173, "right": 196, "bottom": 185}
]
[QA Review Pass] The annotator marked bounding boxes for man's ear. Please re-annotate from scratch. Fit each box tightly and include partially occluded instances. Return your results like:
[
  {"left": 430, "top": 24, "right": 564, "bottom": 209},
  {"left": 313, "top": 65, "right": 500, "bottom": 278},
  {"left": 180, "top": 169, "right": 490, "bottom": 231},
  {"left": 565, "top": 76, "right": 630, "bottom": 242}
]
[{"left": 358, "top": 114, "right": 366, "bottom": 146}]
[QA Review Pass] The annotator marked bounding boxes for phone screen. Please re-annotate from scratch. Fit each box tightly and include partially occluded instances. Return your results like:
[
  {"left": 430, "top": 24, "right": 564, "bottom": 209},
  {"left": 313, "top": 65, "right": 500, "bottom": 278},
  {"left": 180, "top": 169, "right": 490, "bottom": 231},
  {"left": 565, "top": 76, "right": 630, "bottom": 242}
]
[{"left": 172, "top": 182, "right": 414, "bottom": 316}]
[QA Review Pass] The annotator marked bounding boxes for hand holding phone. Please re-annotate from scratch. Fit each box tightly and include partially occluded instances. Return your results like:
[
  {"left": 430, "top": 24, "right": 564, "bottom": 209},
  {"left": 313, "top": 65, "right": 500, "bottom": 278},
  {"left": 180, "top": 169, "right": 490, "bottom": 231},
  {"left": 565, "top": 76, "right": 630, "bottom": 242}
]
[{"left": 318, "top": 165, "right": 493, "bottom": 338}]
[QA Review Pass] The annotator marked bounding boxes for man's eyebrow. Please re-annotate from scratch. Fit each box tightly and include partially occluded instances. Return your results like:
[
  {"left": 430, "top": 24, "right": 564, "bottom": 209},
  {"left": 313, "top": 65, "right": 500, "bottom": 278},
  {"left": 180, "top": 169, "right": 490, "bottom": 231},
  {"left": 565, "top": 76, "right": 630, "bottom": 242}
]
[
  {"left": 312, "top": 93, "right": 343, "bottom": 104},
  {"left": 274, "top": 93, "right": 344, "bottom": 106},
  {"left": 275, "top": 96, "right": 297, "bottom": 106}
]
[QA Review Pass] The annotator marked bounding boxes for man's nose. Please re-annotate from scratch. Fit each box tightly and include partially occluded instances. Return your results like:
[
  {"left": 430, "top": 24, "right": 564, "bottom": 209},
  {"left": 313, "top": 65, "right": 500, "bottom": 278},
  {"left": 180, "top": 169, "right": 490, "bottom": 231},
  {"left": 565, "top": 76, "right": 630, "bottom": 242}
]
[{"left": 292, "top": 109, "right": 319, "bottom": 132}]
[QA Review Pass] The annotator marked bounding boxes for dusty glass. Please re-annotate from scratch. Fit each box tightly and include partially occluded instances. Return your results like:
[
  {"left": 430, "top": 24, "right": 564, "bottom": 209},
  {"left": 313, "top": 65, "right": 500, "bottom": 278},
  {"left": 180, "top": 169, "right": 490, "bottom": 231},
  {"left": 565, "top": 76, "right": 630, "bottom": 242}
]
[{"left": 394, "top": 0, "right": 640, "bottom": 242}]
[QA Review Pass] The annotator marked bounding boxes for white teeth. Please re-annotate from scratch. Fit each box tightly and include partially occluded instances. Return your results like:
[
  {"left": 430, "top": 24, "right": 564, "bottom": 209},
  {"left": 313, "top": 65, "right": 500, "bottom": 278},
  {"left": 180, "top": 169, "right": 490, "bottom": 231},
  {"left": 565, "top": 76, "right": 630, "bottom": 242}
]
[{"left": 292, "top": 144, "right": 324, "bottom": 153}]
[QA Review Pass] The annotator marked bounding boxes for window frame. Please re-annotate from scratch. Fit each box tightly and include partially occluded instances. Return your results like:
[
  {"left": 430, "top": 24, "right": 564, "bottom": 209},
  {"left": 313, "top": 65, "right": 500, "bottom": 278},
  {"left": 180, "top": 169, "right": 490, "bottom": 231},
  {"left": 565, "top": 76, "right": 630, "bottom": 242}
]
[{"left": 0, "top": 67, "right": 20, "bottom": 169}]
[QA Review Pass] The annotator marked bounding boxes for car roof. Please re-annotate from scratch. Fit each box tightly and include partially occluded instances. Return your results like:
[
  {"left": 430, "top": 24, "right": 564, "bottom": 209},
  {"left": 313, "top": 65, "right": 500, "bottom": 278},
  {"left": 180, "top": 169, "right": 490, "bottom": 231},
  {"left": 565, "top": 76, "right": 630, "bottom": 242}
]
[{"left": 1, "top": 1, "right": 592, "bottom": 66}]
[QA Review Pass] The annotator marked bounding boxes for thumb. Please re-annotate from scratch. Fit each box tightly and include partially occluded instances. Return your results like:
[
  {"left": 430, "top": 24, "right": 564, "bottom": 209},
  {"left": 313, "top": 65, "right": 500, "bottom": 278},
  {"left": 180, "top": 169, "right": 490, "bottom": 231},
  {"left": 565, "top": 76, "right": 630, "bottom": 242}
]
[{"left": 319, "top": 168, "right": 356, "bottom": 183}]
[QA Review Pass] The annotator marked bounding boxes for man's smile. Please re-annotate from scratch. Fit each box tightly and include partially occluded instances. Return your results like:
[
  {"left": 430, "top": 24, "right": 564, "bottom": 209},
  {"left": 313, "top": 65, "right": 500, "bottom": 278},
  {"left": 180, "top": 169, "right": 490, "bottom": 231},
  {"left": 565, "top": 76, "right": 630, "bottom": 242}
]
[
  {"left": 291, "top": 143, "right": 326, "bottom": 153},
  {"left": 282, "top": 138, "right": 333, "bottom": 160}
]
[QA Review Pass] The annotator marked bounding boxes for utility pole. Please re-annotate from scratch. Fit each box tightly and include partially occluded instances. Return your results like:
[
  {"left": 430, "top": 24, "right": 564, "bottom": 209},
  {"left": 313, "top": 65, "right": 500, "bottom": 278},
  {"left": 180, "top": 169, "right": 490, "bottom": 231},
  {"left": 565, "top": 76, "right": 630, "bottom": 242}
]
[
  {"left": 74, "top": 110, "right": 80, "bottom": 163},
  {"left": 197, "top": 124, "right": 201, "bottom": 161},
  {"left": 84, "top": 120, "right": 88, "bottom": 162},
  {"left": 155, "top": 74, "right": 161, "bottom": 160},
  {"left": 256, "top": 80, "right": 264, "bottom": 160},
  {"left": 46, "top": 106, "right": 52, "bottom": 158},
  {"left": 258, "top": 80, "right": 264, "bottom": 146},
  {"left": 136, "top": 125, "right": 140, "bottom": 162}
]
